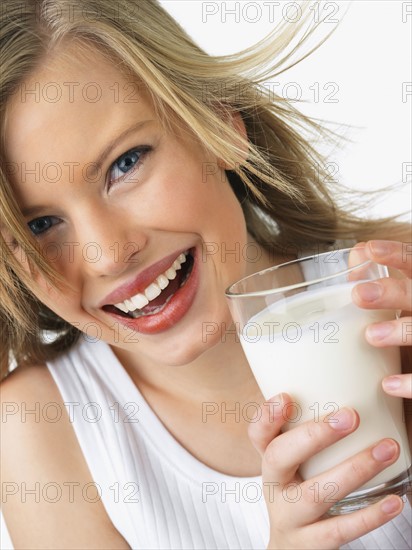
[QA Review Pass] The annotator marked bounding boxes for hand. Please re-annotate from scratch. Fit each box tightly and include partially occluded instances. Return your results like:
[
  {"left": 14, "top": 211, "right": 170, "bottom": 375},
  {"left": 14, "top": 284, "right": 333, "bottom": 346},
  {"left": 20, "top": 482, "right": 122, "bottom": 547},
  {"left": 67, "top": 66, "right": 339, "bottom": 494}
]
[
  {"left": 351, "top": 240, "right": 412, "bottom": 401},
  {"left": 352, "top": 239, "right": 412, "bottom": 506},
  {"left": 248, "top": 394, "right": 404, "bottom": 550}
]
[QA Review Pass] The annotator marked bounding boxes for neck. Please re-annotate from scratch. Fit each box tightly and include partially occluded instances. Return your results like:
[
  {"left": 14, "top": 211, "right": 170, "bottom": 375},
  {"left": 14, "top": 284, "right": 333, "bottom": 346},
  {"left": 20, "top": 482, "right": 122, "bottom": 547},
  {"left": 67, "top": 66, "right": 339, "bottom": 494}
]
[{"left": 112, "top": 316, "right": 263, "bottom": 407}]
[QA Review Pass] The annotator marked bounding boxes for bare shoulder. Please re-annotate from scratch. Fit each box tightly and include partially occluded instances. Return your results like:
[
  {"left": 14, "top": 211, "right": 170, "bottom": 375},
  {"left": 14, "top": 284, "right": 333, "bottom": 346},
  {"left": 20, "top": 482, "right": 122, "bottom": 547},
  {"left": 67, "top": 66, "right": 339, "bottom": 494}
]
[
  {"left": 1, "top": 361, "right": 62, "bottom": 401},
  {"left": 1, "top": 363, "right": 130, "bottom": 549}
]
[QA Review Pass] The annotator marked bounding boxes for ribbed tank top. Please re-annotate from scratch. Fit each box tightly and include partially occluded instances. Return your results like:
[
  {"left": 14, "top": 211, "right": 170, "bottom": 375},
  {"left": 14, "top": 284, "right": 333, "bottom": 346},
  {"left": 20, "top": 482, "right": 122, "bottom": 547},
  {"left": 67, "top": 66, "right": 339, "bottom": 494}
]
[
  {"left": 1, "top": 336, "right": 411, "bottom": 549},
  {"left": 30, "top": 337, "right": 270, "bottom": 548}
]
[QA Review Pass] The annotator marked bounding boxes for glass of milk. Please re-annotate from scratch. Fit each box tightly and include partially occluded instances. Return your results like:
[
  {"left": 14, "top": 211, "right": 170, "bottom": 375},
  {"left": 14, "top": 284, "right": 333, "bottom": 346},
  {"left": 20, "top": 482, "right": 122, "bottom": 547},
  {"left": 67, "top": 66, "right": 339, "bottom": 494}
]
[{"left": 225, "top": 247, "right": 411, "bottom": 514}]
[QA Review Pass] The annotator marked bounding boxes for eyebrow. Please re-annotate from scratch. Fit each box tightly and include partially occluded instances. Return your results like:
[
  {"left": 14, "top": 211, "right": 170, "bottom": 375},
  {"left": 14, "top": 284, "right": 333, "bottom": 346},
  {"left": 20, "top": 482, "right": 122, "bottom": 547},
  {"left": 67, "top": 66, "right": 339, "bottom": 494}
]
[
  {"left": 21, "top": 204, "right": 49, "bottom": 217},
  {"left": 20, "top": 119, "right": 154, "bottom": 218}
]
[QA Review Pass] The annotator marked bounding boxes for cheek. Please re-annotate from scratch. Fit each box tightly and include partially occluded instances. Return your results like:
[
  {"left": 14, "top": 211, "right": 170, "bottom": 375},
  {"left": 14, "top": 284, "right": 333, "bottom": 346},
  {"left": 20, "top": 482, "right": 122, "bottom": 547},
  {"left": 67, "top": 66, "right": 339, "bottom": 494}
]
[
  {"left": 29, "top": 274, "right": 71, "bottom": 313},
  {"left": 158, "top": 159, "right": 246, "bottom": 238},
  {"left": 194, "top": 176, "right": 248, "bottom": 272},
  {"left": 11, "top": 252, "right": 81, "bottom": 318}
]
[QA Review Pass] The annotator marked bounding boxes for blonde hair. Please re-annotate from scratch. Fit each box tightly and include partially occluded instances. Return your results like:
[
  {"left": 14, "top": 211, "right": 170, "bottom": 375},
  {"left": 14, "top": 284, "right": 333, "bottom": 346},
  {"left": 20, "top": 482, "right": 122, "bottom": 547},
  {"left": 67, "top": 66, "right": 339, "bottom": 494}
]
[{"left": 0, "top": 0, "right": 405, "bottom": 380}]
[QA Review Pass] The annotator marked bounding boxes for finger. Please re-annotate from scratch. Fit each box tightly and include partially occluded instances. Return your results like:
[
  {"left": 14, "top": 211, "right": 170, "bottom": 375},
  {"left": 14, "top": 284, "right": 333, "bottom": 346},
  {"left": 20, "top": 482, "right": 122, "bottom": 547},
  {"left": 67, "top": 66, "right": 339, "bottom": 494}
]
[
  {"left": 262, "top": 408, "right": 359, "bottom": 484},
  {"left": 382, "top": 373, "right": 412, "bottom": 399},
  {"left": 347, "top": 243, "right": 371, "bottom": 282},
  {"left": 352, "top": 277, "right": 411, "bottom": 311},
  {"left": 248, "top": 393, "right": 289, "bottom": 457},
  {"left": 297, "top": 438, "right": 400, "bottom": 522},
  {"left": 365, "top": 316, "right": 412, "bottom": 347},
  {"left": 305, "top": 495, "right": 404, "bottom": 550},
  {"left": 364, "top": 240, "right": 412, "bottom": 278}
]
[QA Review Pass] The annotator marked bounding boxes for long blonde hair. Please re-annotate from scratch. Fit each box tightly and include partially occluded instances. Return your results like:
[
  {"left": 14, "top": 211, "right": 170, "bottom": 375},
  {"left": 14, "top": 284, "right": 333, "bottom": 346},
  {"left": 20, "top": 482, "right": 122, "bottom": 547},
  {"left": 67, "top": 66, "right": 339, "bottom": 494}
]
[{"left": 0, "top": 0, "right": 406, "bottom": 380}]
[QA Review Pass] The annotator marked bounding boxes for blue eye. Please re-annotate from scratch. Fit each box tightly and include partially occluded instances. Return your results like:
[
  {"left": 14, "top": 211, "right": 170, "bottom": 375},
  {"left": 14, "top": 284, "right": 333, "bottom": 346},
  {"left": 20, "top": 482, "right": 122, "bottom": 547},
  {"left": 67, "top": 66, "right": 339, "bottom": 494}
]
[
  {"left": 28, "top": 216, "right": 60, "bottom": 236},
  {"left": 109, "top": 146, "right": 151, "bottom": 184}
]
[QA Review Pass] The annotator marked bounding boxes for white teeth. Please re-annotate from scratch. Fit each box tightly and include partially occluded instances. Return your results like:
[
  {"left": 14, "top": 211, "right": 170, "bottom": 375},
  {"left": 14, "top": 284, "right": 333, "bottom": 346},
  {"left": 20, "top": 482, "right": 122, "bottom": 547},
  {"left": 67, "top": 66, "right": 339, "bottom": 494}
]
[
  {"left": 131, "top": 294, "right": 149, "bottom": 309},
  {"left": 115, "top": 303, "right": 129, "bottom": 314},
  {"left": 124, "top": 299, "right": 136, "bottom": 311},
  {"left": 156, "top": 274, "right": 169, "bottom": 290},
  {"left": 145, "top": 283, "right": 162, "bottom": 301},
  {"left": 165, "top": 267, "right": 177, "bottom": 280},
  {"left": 113, "top": 251, "right": 190, "bottom": 314}
]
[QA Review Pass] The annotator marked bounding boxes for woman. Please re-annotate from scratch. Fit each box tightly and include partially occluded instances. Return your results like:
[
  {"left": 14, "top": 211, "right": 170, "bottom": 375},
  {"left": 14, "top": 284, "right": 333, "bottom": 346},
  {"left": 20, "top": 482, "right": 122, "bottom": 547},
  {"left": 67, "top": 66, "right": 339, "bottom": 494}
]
[{"left": 0, "top": 0, "right": 410, "bottom": 548}]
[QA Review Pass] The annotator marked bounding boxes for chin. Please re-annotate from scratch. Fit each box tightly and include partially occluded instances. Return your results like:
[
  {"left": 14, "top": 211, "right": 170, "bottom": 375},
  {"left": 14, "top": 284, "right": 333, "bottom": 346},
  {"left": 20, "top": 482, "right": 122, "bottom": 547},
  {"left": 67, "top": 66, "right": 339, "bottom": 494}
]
[
  {"left": 152, "top": 316, "right": 231, "bottom": 367},
  {"left": 152, "top": 336, "right": 212, "bottom": 367}
]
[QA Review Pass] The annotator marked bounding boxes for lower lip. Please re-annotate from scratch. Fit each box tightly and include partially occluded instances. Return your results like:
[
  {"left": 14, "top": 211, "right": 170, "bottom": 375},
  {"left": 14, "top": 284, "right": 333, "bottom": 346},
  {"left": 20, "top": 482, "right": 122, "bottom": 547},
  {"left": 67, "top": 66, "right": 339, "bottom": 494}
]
[{"left": 104, "top": 247, "right": 200, "bottom": 335}]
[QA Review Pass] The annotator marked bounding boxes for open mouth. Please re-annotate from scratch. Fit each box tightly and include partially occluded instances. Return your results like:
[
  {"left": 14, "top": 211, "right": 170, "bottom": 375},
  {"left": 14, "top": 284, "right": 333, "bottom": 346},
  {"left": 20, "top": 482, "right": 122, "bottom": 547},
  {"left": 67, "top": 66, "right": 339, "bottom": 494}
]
[{"left": 102, "top": 248, "right": 195, "bottom": 319}]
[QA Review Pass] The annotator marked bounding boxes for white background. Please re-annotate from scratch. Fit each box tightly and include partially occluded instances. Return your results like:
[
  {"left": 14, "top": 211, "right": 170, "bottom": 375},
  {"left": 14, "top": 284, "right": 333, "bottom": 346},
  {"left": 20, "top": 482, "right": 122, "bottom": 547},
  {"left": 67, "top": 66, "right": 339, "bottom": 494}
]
[{"left": 159, "top": 0, "right": 412, "bottom": 222}]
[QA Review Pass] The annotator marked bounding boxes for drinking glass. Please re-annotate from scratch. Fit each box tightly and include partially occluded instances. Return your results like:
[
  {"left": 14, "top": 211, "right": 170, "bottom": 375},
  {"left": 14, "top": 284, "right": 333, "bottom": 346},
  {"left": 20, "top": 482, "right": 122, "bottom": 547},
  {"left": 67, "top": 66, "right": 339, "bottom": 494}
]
[{"left": 225, "top": 247, "right": 411, "bottom": 514}]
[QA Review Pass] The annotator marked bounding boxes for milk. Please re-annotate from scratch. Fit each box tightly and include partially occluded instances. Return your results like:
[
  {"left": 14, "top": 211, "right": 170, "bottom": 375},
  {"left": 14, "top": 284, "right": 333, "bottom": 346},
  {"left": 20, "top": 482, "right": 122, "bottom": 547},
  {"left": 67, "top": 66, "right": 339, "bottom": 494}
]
[{"left": 240, "top": 281, "right": 411, "bottom": 489}]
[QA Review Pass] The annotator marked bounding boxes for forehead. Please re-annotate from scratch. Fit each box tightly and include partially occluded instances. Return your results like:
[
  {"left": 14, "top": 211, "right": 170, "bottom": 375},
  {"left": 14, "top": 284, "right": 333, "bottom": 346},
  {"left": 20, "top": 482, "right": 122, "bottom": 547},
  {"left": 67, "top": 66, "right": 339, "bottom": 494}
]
[{"left": 4, "top": 43, "right": 156, "bottom": 167}]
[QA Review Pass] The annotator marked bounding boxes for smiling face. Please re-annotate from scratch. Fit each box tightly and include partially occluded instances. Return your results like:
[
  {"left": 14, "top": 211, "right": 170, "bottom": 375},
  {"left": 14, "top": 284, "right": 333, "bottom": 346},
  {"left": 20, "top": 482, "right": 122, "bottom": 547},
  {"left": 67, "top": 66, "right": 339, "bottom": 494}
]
[{"left": 3, "top": 43, "right": 266, "bottom": 366}]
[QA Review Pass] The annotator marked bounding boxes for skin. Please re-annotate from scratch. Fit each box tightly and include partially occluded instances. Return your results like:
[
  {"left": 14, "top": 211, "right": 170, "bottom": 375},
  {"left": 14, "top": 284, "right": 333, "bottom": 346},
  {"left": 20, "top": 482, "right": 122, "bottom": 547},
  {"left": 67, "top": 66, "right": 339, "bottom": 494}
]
[{"left": 3, "top": 43, "right": 412, "bottom": 549}]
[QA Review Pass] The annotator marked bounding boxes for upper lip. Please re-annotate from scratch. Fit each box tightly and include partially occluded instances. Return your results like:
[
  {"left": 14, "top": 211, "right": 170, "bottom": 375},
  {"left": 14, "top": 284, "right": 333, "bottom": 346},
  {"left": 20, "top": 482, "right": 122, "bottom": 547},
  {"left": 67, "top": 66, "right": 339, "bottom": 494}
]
[{"left": 100, "top": 248, "right": 190, "bottom": 307}]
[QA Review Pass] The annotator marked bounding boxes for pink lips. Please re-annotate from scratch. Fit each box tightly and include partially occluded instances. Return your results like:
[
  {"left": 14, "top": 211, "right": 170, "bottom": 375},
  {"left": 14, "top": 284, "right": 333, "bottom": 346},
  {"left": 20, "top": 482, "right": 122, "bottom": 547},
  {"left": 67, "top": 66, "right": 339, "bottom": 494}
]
[
  {"left": 103, "top": 245, "right": 199, "bottom": 335},
  {"left": 99, "top": 248, "right": 189, "bottom": 307}
]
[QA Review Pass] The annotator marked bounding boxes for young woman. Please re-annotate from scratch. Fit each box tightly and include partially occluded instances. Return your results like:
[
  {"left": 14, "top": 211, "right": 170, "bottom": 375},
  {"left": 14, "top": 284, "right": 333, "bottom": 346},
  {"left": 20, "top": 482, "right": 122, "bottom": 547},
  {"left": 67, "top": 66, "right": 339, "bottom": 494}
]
[{"left": 1, "top": 1, "right": 410, "bottom": 548}]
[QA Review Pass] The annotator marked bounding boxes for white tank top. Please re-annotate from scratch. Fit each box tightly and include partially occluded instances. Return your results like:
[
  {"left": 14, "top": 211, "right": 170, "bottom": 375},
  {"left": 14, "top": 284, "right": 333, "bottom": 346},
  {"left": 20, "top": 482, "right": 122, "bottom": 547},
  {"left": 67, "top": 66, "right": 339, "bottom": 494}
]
[{"left": 1, "top": 336, "right": 411, "bottom": 549}]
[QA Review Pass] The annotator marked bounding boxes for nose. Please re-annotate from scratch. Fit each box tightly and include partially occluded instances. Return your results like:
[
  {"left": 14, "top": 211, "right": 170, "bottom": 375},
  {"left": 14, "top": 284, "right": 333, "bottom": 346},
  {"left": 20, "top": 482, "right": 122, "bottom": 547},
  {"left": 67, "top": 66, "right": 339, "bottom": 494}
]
[{"left": 74, "top": 205, "right": 147, "bottom": 277}]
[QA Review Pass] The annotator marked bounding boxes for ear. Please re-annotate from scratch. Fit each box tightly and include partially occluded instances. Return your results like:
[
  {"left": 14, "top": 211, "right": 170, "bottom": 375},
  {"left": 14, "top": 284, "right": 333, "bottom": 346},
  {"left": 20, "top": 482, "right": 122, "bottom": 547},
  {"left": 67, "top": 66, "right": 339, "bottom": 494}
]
[{"left": 217, "top": 110, "right": 249, "bottom": 169}]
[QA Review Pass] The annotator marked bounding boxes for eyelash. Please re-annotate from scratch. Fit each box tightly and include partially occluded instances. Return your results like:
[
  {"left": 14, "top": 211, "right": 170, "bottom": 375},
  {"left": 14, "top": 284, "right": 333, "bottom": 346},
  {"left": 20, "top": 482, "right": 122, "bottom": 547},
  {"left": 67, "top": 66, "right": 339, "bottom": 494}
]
[
  {"left": 108, "top": 145, "right": 152, "bottom": 188},
  {"left": 27, "top": 216, "right": 61, "bottom": 237},
  {"left": 27, "top": 146, "right": 152, "bottom": 237}
]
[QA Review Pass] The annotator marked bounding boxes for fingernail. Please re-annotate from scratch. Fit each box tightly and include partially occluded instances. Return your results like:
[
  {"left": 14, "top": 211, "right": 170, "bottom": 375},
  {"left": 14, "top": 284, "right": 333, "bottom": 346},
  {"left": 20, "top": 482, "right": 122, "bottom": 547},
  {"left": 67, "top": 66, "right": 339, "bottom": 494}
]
[
  {"left": 369, "top": 240, "right": 391, "bottom": 257},
  {"left": 382, "top": 376, "right": 402, "bottom": 391},
  {"left": 357, "top": 282, "right": 382, "bottom": 302},
  {"left": 267, "top": 393, "right": 285, "bottom": 406},
  {"left": 372, "top": 440, "right": 398, "bottom": 462},
  {"left": 329, "top": 408, "right": 356, "bottom": 431},
  {"left": 366, "top": 322, "right": 393, "bottom": 341},
  {"left": 381, "top": 496, "right": 401, "bottom": 515},
  {"left": 265, "top": 393, "right": 285, "bottom": 417}
]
